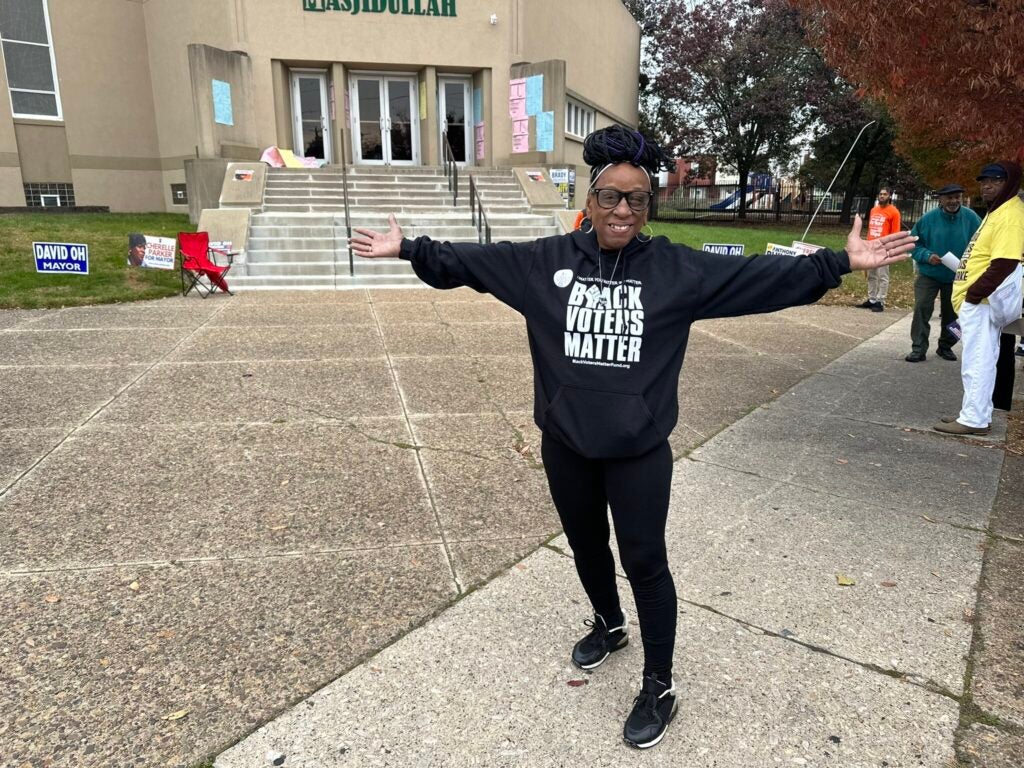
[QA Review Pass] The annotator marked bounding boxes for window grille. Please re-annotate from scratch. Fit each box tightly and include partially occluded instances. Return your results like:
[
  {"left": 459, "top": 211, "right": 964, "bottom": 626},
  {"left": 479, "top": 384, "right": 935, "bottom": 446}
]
[{"left": 0, "top": 0, "right": 62, "bottom": 119}]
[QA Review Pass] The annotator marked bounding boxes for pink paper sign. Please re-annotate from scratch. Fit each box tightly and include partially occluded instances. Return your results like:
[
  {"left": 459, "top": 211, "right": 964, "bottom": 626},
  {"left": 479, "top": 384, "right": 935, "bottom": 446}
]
[
  {"left": 509, "top": 78, "right": 527, "bottom": 118},
  {"left": 513, "top": 118, "right": 529, "bottom": 136},
  {"left": 475, "top": 123, "right": 486, "bottom": 161},
  {"left": 512, "top": 134, "right": 529, "bottom": 153}
]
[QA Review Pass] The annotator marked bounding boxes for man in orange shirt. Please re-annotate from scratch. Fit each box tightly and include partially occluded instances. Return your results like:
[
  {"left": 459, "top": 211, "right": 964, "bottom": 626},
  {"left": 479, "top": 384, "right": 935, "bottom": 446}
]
[{"left": 857, "top": 185, "right": 902, "bottom": 312}]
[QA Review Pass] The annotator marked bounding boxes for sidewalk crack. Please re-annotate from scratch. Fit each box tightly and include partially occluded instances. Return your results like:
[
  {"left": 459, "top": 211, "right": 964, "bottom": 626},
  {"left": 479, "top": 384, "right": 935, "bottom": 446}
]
[
  {"left": 370, "top": 298, "right": 463, "bottom": 595},
  {"left": 0, "top": 302, "right": 232, "bottom": 501}
]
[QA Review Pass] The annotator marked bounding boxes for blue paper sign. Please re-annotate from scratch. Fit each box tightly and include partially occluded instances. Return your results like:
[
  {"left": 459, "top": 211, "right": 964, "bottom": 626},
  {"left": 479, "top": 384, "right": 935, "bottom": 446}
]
[
  {"left": 212, "top": 79, "right": 233, "bottom": 126},
  {"left": 473, "top": 88, "right": 482, "bottom": 125},
  {"left": 525, "top": 75, "right": 544, "bottom": 116},
  {"left": 702, "top": 243, "right": 745, "bottom": 256},
  {"left": 34, "top": 242, "right": 89, "bottom": 274},
  {"left": 536, "top": 110, "right": 555, "bottom": 152}
]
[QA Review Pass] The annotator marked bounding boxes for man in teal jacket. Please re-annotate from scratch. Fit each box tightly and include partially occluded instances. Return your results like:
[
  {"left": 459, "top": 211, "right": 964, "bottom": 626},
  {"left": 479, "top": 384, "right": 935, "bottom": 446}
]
[{"left": 906, "top": 184, "right": 982, "bottom": 362}]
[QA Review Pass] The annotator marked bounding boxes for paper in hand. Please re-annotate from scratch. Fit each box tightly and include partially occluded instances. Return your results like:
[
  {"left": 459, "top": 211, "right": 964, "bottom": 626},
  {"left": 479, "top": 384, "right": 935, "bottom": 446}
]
[{"left": 940, "top": 251, "right": 961, "bottom": 271}]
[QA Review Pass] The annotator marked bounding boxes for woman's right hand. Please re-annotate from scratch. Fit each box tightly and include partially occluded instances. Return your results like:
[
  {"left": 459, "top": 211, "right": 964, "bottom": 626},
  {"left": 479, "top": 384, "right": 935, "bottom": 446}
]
[{"left": 350, "top": 213, "right": 404, "bottom": 259}]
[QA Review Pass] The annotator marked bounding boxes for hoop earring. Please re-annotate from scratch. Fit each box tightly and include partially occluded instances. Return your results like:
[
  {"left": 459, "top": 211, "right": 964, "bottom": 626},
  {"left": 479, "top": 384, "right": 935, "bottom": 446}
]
[
  {"left": 635, "top": 224, "right": 654, "bottom": 243},
  {"left": 580, "top": 217, "right": 594, "bottom": 234}
]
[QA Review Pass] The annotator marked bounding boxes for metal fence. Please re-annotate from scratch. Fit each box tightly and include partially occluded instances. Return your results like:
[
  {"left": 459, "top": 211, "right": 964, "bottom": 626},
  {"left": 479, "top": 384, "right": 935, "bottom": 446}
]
[{"left": 654, "top": 182, "right": 933, "bottom": 229}]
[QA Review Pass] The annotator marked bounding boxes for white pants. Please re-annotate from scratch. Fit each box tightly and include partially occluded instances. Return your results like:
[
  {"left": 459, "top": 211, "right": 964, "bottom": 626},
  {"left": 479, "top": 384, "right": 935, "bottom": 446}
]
[
  {"left": 957, "top": 301, "right": 1001, "bottom": 428},
  {"left": 867, "top": 266, "right": 889, "bottom": 302}
]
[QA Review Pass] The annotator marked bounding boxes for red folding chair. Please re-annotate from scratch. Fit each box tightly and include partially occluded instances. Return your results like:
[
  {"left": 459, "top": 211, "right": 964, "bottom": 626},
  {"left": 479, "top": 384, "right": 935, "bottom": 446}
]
[{"left": 178, "top": 232, "right": 235, "bottom": 297}]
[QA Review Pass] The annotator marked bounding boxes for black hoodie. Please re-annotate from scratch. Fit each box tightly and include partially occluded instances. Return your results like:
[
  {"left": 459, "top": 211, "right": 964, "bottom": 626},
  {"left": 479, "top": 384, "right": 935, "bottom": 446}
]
[{"left": 400, "top": 229, "right": 851, "bottom": 459}]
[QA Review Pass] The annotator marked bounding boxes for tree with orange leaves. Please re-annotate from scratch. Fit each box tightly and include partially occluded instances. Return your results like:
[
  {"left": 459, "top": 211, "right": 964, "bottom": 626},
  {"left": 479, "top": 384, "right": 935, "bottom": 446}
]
[{"left": 789, "top": 0, "right": 1024, "bottom": 186}]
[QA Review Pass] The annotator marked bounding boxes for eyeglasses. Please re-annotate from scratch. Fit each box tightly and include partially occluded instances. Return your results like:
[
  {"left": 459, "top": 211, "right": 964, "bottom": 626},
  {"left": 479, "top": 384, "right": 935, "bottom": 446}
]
[{"left": 591, "top": 188, "right": 653, "bottom": 212}]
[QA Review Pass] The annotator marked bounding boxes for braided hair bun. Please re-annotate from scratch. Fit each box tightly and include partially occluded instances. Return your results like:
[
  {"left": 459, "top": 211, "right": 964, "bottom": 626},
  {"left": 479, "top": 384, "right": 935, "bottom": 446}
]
[{"left": 583, "top": 125, "right": 675, "bottom": 186}]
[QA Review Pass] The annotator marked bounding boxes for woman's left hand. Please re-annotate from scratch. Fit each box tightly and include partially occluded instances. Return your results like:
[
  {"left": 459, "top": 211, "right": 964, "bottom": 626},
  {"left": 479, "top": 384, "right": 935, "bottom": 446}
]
[{"left": 845, "top": 214, "right": 918, "bottom": 270}]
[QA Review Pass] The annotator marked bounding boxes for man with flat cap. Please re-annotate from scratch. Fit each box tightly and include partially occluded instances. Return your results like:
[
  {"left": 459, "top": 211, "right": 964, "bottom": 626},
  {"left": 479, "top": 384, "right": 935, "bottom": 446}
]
[
  {"left": 935, "top": 161, "right": 1024, "bottom": 436},
  {"left": 905, "top": 184, "right": 981, "bottom": 362}
]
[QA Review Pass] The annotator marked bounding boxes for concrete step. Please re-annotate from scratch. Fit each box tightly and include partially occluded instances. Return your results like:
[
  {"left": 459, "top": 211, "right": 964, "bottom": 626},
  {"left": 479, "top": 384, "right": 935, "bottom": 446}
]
[
  {"left": 229, "top": 273, "right": 424, "bottom": 290},
  {"left": 245, "top": 249, "right": 340, "bottom": 263},
  {"left": 248, "top": 237, "right": 338, "bottom": 250},
  {"left": 245, "top": 261, "right": 346, "bottom": 277},
  {"left": 242, "top": 260, "right": 423, "bottom": 278},
  {"left": 249, "top": 226, "right": 338, "bottom": 238}
]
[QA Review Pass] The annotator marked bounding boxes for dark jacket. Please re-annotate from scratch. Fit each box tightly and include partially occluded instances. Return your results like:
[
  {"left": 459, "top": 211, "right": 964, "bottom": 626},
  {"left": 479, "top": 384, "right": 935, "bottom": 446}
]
[
  {"left": 910, "top": 205, "right": 982, "bottom": 283},
  {"left": 400, "top": 229, "right": 850, "bottom": 459}
]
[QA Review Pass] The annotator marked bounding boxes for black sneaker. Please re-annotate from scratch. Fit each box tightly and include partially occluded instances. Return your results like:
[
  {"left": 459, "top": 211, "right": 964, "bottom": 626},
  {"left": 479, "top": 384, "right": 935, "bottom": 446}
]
[
  {"left": 623, "top": 673, "right": 678, "bottom": 749},
  {"left": 571, "top": 613, "right": 628, "bottom": 670},
  {"left": 856, "top": 299, "right": 875, "bottom": 309},
  {"left": 1015, "top": 346, "right": 1024, "bottom": 357},
  {"left": 870, "top": 302, "right": 885, "bottom": 312},
  {"left": 936, "top": 348, "right": 957, "bottom": 361}
]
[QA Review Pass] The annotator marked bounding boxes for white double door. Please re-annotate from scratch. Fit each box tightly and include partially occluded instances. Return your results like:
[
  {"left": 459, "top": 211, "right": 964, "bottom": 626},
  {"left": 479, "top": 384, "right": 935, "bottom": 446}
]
[{"left": 350, "top": 74, "right": 419, "bottom": 166}]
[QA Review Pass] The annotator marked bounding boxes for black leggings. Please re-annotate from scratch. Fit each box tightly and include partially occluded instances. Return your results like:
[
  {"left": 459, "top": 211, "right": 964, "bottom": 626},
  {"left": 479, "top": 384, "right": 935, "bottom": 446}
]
[{"left": 541, "top": 431, "right": 676, "bottom": 677}]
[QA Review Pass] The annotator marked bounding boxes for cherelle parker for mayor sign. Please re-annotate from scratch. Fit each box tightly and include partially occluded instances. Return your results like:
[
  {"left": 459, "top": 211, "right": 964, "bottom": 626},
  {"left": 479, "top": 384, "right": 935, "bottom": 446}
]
[{"left": 303, "top": 0, "right": 457, "bottom": 16}]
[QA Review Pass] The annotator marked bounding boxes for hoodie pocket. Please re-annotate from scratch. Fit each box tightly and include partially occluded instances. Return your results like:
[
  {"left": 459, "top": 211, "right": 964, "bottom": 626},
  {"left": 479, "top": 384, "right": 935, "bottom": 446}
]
[{"left": 543, "top": 386, "right": 660, "bottom": 459}]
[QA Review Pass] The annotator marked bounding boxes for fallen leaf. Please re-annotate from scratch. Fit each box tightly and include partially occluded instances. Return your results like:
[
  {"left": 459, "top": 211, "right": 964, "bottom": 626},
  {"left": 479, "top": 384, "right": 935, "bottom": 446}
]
[
  {"left": 880, "top": 581, "right": 897, "bottom": 588},
  {"left": 280, "top": 479, "right": 290, "bottom": 487},
  {"left": 567, "top": 679, "right": 589, "bottom": 687},
  {"left": 515, "top": 563, "right": 527, "bottom": 571},
  {"left": 836, "top": 574, "right": 856, "bottom": 587},
  {"left": 161, "top": 709, "right": 189, "bottom": 721},
  {"left": 44, "top": 594, "right": 61, "bottom": 603},
  {"left": 921, "top": 515, "right": 936, "bottom": 523},
  {"left": 931, "top": 571, "right": 941, "bottom": 577},
  {"left": 835, "top": 459, "right": 849, "bottom": 465},
  {"left": 129, "top": 581, "right": 141, "bottom": 591},
  {"left": 99, "top": 658, "right": 111, "bottom": 667},
  {"left": 269, "top": 525, "right": 288, "bottom": 531}
]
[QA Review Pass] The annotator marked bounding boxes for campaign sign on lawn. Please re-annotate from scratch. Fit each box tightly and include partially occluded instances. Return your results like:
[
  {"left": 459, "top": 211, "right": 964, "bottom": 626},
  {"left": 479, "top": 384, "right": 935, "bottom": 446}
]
[
  {"left": 34, "top": 242, "right": 89, "bottom": 274},
  {"left": 128, "top": 234, "right": 176, "bottom": 270},
  {"left": 702, "top": 243, "right": 745, "bottom": 256},
  {"left": 790, "top": 241, "right": 826, "bottom": 256},
  {"left": 766, "top": 242, "right": 799, "bottom": 257}
]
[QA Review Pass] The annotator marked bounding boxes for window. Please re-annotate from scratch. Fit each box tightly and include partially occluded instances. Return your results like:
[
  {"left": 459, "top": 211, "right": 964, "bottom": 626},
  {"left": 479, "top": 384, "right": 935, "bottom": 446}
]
[
  {"left": 565, "top": 98, "right": 595, "bottom": 139},
  {"left": 24, "top": 182, "right": 74, "bottom": 207},
  {"left": 0, "top": 0, "right": 62, "bottom": 119}
]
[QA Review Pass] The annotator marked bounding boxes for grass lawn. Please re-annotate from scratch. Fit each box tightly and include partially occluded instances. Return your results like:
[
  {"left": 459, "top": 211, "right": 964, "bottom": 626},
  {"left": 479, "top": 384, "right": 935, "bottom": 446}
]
[
  {"left": 651, "top": 219, "right": 914, "bottom": 310},
  {"left": 0, "top": 213, "right": 192, "bottom": 309}
]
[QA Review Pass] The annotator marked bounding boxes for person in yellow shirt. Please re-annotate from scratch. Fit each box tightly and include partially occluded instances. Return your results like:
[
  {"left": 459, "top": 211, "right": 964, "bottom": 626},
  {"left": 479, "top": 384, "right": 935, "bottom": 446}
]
[{"left": 935, "top": 162, "right": 1024, "bottom": 435}]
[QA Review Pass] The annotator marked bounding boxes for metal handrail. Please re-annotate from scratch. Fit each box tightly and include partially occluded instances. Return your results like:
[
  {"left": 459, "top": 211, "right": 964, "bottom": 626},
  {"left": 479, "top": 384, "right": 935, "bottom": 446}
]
[
  {"left": 442, "top": 130, "right": 459, "bottom": 207},
  {"left": 341, "top": 155, "right": 354, "bottom": 277},
  {"left": 469, "top": 175, "right": 492, "bottom": 245}
]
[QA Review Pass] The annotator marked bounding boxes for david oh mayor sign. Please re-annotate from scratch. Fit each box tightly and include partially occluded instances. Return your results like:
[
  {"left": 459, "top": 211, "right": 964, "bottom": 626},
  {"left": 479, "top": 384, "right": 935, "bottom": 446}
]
[
  {"left": 34, "top": 242, "right": 89, "bottom": 274},
  {"left": 304, "top": 0, "right": 457, "bottom": 16}
]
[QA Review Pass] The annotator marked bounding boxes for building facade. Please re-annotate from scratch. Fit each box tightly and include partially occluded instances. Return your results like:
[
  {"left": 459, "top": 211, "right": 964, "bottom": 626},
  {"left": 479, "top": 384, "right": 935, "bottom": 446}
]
[{"left": 0, "top": 0, "right": 640, "bottom": 213}]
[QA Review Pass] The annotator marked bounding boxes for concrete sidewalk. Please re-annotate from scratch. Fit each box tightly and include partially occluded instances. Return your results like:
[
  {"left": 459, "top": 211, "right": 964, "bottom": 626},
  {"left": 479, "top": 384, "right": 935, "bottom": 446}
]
[
  {"left": 2, "top": 293, "right": 1019, "bottom": 767},
  {"left": 215, "top": 315, "right": 1017, "bottom": 767}
]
